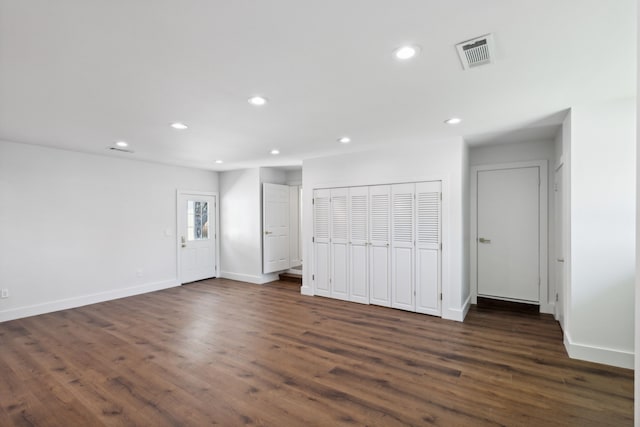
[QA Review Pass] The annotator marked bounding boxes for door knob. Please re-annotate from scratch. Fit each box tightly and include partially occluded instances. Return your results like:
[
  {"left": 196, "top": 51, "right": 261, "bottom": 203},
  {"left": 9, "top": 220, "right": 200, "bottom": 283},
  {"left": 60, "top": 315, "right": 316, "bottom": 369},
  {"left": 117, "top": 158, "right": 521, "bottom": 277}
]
[
  {"left": 478, "top": 237, "right": 491, "bottom": 244},
  {"left": 265, "top": 231, "right": 272, "bottom": 235},
  {"left": 181, "top": 236, "right": 186, "bottom": 248}
]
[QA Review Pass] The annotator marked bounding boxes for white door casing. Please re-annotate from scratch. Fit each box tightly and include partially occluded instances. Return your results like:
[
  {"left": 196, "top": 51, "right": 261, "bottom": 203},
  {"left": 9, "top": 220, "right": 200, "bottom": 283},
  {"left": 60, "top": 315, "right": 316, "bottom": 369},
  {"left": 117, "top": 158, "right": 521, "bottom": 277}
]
[
  {"left": 177, "top": 191, "right": 218, "bottom": 284},
  {"left": 415, "top": 181, "right": 442, "bottom": 315},
  {"left": 349, "top": 186, "right": 369, "bottom": 304},
  {"left": 391, "top": 183, "right": 415, "bottom": 311},
  {"left": 330, "top": 188, "right": 349, "bottom": 300},
  {"left": 289, "top": 185, "right": 302, "bottom": 268},
  {"left": 369, "top": 185, "right": 391, "bottom": 307},
  {"left": 477, "top": 167, "right": 540, "bottom": 302},
  {"left": 313, "top": 189, "right": 331, "bottom": 297},
  {"left": 554, "top": 164, "right": 565, "bottom": 328},
  {"left": 263, "top": 183, "right": 290, "bottom": 274}
]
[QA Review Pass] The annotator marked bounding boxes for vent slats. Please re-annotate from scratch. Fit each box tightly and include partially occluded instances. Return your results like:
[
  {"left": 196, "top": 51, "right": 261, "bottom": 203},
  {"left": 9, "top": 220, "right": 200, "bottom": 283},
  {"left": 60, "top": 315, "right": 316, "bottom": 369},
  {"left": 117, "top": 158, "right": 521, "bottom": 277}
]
[
  {"left": 392, "top": 192, "right": 414, "bottom": 243},
  {"left": 370, "top": 194, "right": 389, "bottom": 242},
  {"left": 417, "top": 192, "right": 440, "bottom": 244},
  {"left": 314, "top": 196, "right": 329, "bottom": 239},
  {"left": 456, "top": 33, "right": 495, "bottom": 70},
  {"left": 350, "top": 194, "right": 368, "bottom": 241},
  {"left": 331, "top": 195, "right": 348, "bottom": 239}
]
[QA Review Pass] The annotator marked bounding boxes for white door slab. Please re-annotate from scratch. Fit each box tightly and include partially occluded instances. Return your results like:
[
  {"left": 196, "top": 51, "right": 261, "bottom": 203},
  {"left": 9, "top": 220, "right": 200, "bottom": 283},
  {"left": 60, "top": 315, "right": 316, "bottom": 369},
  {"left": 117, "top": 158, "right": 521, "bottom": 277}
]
[
  {"left": 415, "top": 181, "right": 441, "bottom": 316},
  {"left": 178, "top": 193, "right": 217, "bottom": 284},
  {"left": 330, "top": 188, "right": 349, "bottom": 300},
  {"left": 477, "top": 167, "right": 540, "bottom": 302},
  {"left": 369, "top": 185, "right": 391, "bottom": 307},
  {"left": 554, "top": 165, "right": 565, "bottom": 328},
  {"left": 349, "top": 186, "right": 369, "bottom": 304},
  {"left": 313, "top": 189, "right": 331, "bottom": 297},
  {"left": 391, "top": 183, "right": 415, "bottom": 311},
  {"left": 263, "top": 183, "right": 290, "bottom": 274}
]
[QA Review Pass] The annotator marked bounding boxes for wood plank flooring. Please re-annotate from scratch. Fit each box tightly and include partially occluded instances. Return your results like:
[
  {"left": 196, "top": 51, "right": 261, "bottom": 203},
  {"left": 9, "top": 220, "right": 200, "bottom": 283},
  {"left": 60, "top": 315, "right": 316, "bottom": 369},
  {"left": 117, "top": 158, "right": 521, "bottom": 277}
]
[{"left": 0, "top": 278, "right": 633, "bottom": 426}]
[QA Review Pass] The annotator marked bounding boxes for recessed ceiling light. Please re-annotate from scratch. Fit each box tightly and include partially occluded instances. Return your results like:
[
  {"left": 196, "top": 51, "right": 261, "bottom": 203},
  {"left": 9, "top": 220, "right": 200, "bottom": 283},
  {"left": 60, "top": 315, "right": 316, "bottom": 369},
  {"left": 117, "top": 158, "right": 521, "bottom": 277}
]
[
  {"left": 338, "top": 136, "right": 351, "bottom": 144},
  {"left": 248, "top": 96, "right": 268, "bottom": 106},
  {"left": 394, "top": 45, "right": 420, "bottom": 60},
  {"left": 444, "top": 117, "right": 462, "bottom": 125},
  {"left": 170, "top": 122, "right": 188, "bottom": 130},
  {"left": 215, "top": 160, "right": 223, "bottom": 164},
  {"left": 270, "top": 149, "right": 280, "bottom": 155},
  {"left": 115, "top": 141, "right": 128, "bottom": 148}
]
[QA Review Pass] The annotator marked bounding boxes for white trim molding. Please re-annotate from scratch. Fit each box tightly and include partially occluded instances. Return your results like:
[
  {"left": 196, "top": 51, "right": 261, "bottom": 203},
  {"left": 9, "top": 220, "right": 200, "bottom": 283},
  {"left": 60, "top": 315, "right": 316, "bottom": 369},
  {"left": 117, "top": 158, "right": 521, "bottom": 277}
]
[
  {"left": 0, "top": 280, "right": 179, "bottom": 323},
  {"left": 220, "top": 271, "right": 279, "bottom": 285},
  {"left": 564, "top": 332, "right": 633, "bottom": 369},
  {"left": 470, "top": 160, "right": 549, "bottom": 311},
  {"left": 442, "top": 294, "right": 471, "bottom": 322}
]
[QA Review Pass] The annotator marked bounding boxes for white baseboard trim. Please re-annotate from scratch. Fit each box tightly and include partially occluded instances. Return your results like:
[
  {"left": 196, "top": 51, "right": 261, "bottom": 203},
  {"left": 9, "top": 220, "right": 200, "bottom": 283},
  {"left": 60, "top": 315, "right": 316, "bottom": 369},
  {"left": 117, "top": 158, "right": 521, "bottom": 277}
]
[
  {"left": 564, "top": 333, "right": 634, "bottom": 369},
  {"left": 300, "top": 285, "right": 314, "bottom": 296},
  {"left": 220, "top": 271, "right": 279, "bottom": 285},
  {"left": 442, "top": 295, "right": 471, "bottom": 322},
  {"left": 0, "top": 280, "right": 179, "bottom": 323},
  {"left": 540, "top": 301, "right": 555, "bottom": 315}
]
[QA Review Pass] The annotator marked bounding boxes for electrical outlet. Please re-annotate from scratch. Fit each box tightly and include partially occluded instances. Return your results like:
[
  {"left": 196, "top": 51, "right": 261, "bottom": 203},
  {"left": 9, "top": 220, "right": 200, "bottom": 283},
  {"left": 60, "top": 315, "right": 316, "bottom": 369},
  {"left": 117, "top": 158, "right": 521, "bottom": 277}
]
[{"left": 1, "top": 289, "right": 9, "bottom": 299}]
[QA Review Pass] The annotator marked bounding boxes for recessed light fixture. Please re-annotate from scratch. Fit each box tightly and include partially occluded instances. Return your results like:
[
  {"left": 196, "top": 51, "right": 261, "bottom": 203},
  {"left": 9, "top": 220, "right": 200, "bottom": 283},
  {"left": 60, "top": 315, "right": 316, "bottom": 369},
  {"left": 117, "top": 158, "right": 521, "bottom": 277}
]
[
  {"left": 115, "top": 141, "right": 128, "bottom": 148},
  {"left": 248, "top": 96, "right": 268, "bottom": 106},
  {"left": 394, "top": 45, "right": 420, "bottom": 60},
  {"left": 215, "top": 160, "right": 223, "bottom": 164},
  {"left": 270, "top": 149, "right": 280, "bottom": 155},
  {"left": 170, "top": 122, "right": 188, "bottom": 130},
  {"left": 444, "top": 117, "right": 462, "bottom": 125},
  {"left": 338, "top": 136, "right": 351, "bottom": 144}
]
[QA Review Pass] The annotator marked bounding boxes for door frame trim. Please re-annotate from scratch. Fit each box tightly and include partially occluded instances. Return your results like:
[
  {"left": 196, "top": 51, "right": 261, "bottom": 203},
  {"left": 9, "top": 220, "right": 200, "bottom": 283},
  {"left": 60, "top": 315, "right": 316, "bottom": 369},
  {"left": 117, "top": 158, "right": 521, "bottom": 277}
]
[
  {"left": 470, "top": 161, "right": 551, "bottom": 313},
  {"left": 176, "top": 190, "right": 220, "bottom": 284}
]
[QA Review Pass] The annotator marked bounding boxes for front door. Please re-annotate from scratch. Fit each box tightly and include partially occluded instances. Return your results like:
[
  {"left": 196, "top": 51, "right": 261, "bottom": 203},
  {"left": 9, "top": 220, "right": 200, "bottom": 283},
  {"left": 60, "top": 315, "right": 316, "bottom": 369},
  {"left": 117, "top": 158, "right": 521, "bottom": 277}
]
[
  {"left": 178, "top": 193, "right": 217, "bottom": 284},
  {"left": 477, "top": 167, "right": 540, "bottom": 302}
]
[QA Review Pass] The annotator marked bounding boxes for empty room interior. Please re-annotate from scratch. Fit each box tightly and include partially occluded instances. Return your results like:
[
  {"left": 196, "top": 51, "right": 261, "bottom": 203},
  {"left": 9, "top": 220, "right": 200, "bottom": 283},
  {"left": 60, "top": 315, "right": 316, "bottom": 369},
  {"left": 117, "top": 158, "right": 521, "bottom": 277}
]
[{"left": 0, "top": 1, "right": 638, "bottom": 426}]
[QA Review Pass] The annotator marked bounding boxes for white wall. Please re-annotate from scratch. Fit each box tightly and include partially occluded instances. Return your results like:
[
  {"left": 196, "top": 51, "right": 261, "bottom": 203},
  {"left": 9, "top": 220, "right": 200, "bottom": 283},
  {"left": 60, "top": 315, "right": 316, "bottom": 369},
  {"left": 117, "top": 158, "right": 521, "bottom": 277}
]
[
  {"left": 0, "top": 140, "right": 218, "bottom": 321},
  {"left": 285, "top": 169, "right": 302, "bottom": 186},
  {"left": 302, "top": 137, "right": 470, "bottom": 321},
  {"left": 219, "top": 168, "right": 265, "bottom": 282},
  {"left": 567, "top": 98, "right": 636, "bottom": 368},
  {"left": 469, "top": 139, "right": 557, "bottom": 312},
  {"left": 260, "top": 167, "right": 287, "bottom": 185}
]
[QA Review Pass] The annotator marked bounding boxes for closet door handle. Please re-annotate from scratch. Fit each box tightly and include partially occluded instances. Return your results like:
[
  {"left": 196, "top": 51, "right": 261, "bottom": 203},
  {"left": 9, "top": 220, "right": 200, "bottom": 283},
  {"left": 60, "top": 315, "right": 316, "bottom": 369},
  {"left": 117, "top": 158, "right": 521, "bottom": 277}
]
[{"left": 478, "top": 237, "right": 491, "bottom": 244}]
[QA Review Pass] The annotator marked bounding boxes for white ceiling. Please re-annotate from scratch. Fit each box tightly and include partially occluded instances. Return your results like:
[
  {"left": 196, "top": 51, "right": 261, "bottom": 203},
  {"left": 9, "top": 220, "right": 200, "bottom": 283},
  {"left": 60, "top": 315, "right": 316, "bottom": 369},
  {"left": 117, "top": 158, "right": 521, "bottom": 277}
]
[{"left": 0, "top": 0, "right": 636, "bottom": 171}]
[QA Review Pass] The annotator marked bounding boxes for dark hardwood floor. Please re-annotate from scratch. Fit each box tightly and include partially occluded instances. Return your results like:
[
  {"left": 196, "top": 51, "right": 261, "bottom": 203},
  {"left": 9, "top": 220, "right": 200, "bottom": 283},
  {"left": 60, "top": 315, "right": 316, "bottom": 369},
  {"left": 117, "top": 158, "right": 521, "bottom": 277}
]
[{"left": 0, "top": 279, "right": 633, "bottom": 426}]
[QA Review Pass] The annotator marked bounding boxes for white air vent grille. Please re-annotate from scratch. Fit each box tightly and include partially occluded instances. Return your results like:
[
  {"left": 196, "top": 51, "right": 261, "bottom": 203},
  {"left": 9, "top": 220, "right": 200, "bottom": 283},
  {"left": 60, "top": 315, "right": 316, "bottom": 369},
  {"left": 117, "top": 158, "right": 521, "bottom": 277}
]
[{"left": 456, "top": 33, "right": 495, "bottom": 70}]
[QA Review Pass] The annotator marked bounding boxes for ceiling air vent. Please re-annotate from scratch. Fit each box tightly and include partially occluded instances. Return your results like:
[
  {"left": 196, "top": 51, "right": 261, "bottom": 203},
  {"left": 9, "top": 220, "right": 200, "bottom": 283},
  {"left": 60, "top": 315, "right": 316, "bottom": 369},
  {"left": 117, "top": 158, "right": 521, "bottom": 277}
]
[
  {"left": 456, "top": 33, "right": 495, "bottom": 70},
  {"left": 108, "top": 147, "right": 134, "bottom": 154}
]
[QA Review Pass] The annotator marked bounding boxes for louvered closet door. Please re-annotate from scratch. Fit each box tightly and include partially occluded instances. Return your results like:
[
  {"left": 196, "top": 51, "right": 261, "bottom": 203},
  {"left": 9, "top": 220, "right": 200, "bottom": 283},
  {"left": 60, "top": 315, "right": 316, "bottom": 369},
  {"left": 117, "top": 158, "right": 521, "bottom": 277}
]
[
  {"left": 330, "top": 188, "right": 349, "bottom": 300},
  {"left": 415, "top": 181, "right": 442, "bottom": 316},
  {"left": 369, "top": 185, "right": 391, "bottom": 307},
  {"left": 349, "top": 186, "right": 369, "bottom": 304},
  {"left": 391, "top": 183, "right": 415, "bottom": 311},
  {"left": 313, "top": 189, "right": 331, "bottom": 297}
]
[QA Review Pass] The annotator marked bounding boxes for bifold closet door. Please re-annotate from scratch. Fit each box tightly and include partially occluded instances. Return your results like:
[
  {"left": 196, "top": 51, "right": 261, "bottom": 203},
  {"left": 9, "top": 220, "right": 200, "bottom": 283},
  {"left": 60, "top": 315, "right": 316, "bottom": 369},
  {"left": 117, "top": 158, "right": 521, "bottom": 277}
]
[
  {"left": 313, "top": 189, "right": 331, "bottom": 297},
  {"left": 391, "top": 183, "right": 415, "bottom": 311},
  {"left": 415, "top": 181, "right": 441, "bottom": 315},
  {"left": 330, "top": 188, "right": 349, "bottom": 300},
  {"left": 349, "top": 186, "right": 369, "bottom": 304},
  {"left": 369, "top": 185, "right": 391, "bottom": 307}
]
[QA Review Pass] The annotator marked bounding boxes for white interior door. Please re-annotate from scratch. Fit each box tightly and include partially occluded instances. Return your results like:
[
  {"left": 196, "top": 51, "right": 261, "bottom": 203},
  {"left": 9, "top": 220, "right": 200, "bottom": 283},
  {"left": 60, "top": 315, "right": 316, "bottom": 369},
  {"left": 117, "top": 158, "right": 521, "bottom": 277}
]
[
  {"left": 554, "top": 165, "right": 565, "bottom": 328},
  {"left": 178, "top": 193, "right": 217, "bottom": 284},
  {"left": 330, "top": 188, "right": 349, "bottom": 300},
  {"left": 349, "top": 186, "right": 369, "bottom": 304},
  {"left": 477, "top": 167, "right": 540, "bottom": 302},
  {"left": 289, "top": 185, "right": 302, "bottom": 268},
  {"left": 369, "top": 185, "right": 391, "bottom": 307},
  {"left": 313, "top": 189, "right": 331, "bottom": 297},
  {"left": 391, "top": 183, "right": 415, "bottom": 311},
  {"left": 263, "top": 183, "right": 290, "bottom": 274},
  {"left": 415, "top": 181, "right": 441, "bottom": 315}
]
